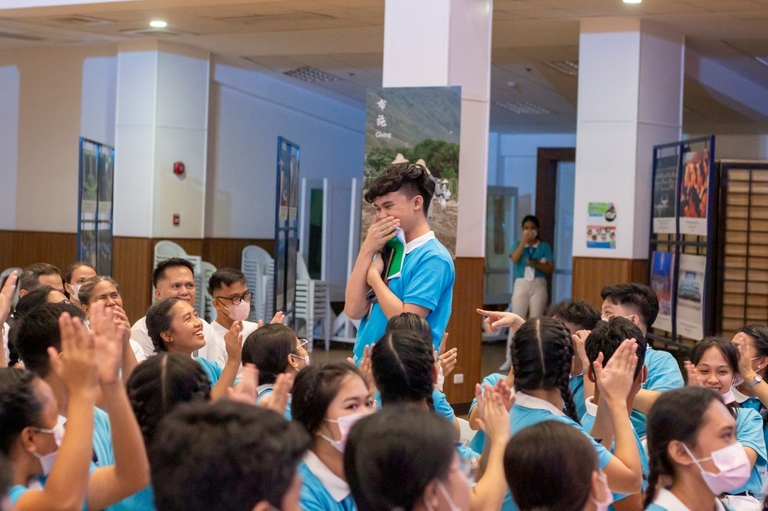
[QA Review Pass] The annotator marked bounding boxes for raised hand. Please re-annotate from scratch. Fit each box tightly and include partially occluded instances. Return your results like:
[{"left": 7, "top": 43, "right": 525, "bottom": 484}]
[
  {"left": 592, "top": 339, "right": 638, "bottom": 404},
  {"left": 51, "top": 313, "right": 98, "bottom": 394},
  {"left": 0, "top": 270, "right": 17, "bottom": 325},
  {"left": 684, "top": 361, "right": 705, "bottom": 387},
  {"left": 90, "top": 301, "right": 123, "bottom": 386},
  {"left": 111, "top": 305, "right": 133, "bottom": 343},
  {"left": 348, "top": 345, "right": 377, "bottom": 396},
  {"left": 270, "top": 311, "right": 285, "bottom": 325},
  {"left": 476, "top": 384, "right": 512, "bottom": 443},
  {"left": 571, "top": 330, "right": 591, "bottom": 366},
  {"left": 228, "top": 363, "right": 259, "bottom": 405},
  {"left": 439, "top": 346, "right": 458, "bottom": 378},
  {"left": 258, "top": 372, "right": 294, "bottom": 416},
  {"left": 225, "top": 320, "right": 243, "bottom": 364},
  {"left": 476, "top": 309, "right": 525, "bottom": 335},
  {"left": 733, "top": 333, "right": 757, "bottom": 382},
  {"left": 361, "top": 216, "right": 400, "bottom": 255},
  {"left": 493, "top": 379, "right": 515, "bottom": 412}
]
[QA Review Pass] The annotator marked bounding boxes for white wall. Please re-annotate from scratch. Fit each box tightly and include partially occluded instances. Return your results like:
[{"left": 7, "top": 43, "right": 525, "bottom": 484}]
[
  {"left": 206, "top": 62, "right": 365, "bottom": 239},
  {"left": 81, "top": 56, "right": 117, "bottom": 147},
  {"left": 0, "top": 65, "right": 19, "bottom": 231}
]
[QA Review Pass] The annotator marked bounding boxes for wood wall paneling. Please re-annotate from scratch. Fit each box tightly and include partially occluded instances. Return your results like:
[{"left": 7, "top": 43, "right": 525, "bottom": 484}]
[
  {"left": 444, "top": 257, "right": 484, "bottom": 404},
  {"left": 571, "top": 257, "right": 649, "bottom": 310},
  {"left": 112, "top": 237, "right": 153, "bottom": 324},
  {"left": 0, "top": 230, "right": 77, "bottom": 274},
  {"left": 203, "top": 238, "right": 274, "bottom": 271}
]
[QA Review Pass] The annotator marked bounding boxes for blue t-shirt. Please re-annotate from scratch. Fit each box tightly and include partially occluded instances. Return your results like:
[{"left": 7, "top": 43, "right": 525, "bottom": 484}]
[
  {"left": 374, "top": 388, "right": 454, "bottom": 425},
  {"left": 298, "top": 461, "right": 356, "bottom": 511},
  {"left": 730, "top": 407, "right": 768, "bottom": 497},
  {"left": 256, "top": 386, "right": 293, "bottom": 420},
  {"left": 196, "top": 357, "right": 239, "bottom": 389},
  {"left": 467, "top": 373, "right": 505, "bottom": 453},
  {"left": 10, "top": 466, "right": 96, "bottom": 510},
  {"left": 581, "top": 407, "right": 649, "bottom": 510},
  {"left": 110, "top": 485, "right": 155, "bottom": 511},
  {"left": 513, "top": 241, "right": 553, "bottom": 280},
  {"left": 631, "top": 347, "right": 684, "bottom": 438},
  {"left": 93, "top": 407, "right": 114, "bottom": 467},
  {"left": 353, "top": 235, "right": 455, "bottom": 362},
  {"left": 570, "top": 374, "right": 586, "bottom": 421}
]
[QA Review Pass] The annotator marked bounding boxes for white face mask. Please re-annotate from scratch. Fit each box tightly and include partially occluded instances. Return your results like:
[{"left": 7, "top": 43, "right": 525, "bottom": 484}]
[
  {"left": 682, "top": 441, "right": 751, "bottom": 495},
  {"left": 69, "top": 284, "right": 81, "bottom": 302},
  {"left": 424, "top": 480, "right": 461, "bottom": 511},
  {"left": 290, "top": 353, "right": 309, "bottom": 367},
  {"left": 319, "top": 412, "right": 369, "bottom": 453},
  {"left": 225, "top": 299, "right": 250, "bottom": 322},
  {"left": 592, "top": 472, "right": 613, "bottom": 511},
  {"left": 31, "top": 417, "right": 65, "bottom": 476}
]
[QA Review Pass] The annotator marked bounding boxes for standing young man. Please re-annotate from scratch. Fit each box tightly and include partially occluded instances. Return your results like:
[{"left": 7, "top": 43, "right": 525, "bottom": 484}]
[{"left": 345, "top": 163, "right": 455, "bottom": 363}]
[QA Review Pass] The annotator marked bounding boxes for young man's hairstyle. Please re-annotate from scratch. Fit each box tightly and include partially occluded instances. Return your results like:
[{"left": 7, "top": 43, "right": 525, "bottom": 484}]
[
  {"left": 505, "top": 421, "right": 598, "bottom": 511},
  {"left": 152, "top": 258, "right": 195, "bottom": 288},
  {"left": 149, "top": 400, "right": 309, "bottom": 511},
  {"left": 521, "top": 214, "right": 540, "bottom": 229},
  {"left": 547, "top": 300, "right": 601, "bottom": 331},
  {"left": 241, "top": 324, "right": 297, "bottom": 385},
  {"left": 208, "top": 268, "right": 247, "bottom": 296},
  {"left": 600, "top": 283, "right": 659, "bottom": 329},
  {"left": 363, "top": 163, "right": 435, "bottom": 217},
  {"left": 19, "top": 263, "right": 62, "bottom": 293},
  {"left": 15, "top": 302, "right": 86, "bottom": 378},
  {"left": 585, "top": 317, "right": 647, "bottom": 380},
  {"left": 344, "top": 407, "right": 456, "bottom": 511}
]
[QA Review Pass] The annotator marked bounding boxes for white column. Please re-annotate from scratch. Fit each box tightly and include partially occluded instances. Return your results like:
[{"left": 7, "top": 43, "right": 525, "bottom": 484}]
[
  {"left": 573, "top": 19, "right": 684, "bottom": 260},
  {"left": 114, "top": 40, "right": 210, "bottom": 239},
  {"left": 383, "top": 0, "right": 492, "bottom": 258}
]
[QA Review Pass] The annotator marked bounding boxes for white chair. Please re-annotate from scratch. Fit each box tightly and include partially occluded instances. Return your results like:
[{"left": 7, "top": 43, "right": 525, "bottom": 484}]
[
  {"left": 153, "top": 241, "right": 204, "bottom": 319},
  {"left": 457, "top": 418, "right": 477, "bottom": 445},
  {"left": 201, "top": 261, "right": 217, "bottom": 323},
  {"left": 242, "top": 245, "right": 274, "bottom": 322},
  {"left": 0, "top": 267, "right": 22, "bottom": 308},
  {"left": 294, "top": 252, "right": 331, "bottom": 351}
]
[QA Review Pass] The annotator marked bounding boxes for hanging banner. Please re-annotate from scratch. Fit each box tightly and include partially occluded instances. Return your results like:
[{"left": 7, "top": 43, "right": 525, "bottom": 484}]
[
  {"left": 362, "top": 86, "right": 461, "bottom": 257},
  {"left": 676, "top": 253, "right": 706, "bottom": 340},
  {"left": 650, "top": 251, "right": 675, "bottom": 333},
  {"left": 586, "top": 202, "right": 617, "bottom": 249},
  {"left": 652, "top": 154, "right": 678, "bottom": 234},
  {"left": 679, "top": 150, "right": 710, "bottom": 236}
]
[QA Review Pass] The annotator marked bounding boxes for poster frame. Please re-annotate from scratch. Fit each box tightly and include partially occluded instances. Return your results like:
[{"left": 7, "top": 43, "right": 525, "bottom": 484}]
[
  {"left": 77, "top": 137, "right": 114, "bottom": 276},
  {"left": 274, "top": 136, "right": 300, "bottom": 327}
]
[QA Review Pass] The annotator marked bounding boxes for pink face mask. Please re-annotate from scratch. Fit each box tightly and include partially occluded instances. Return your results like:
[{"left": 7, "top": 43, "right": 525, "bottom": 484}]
[
  {"left": 682, "top": 441, "right": 751, "bottom": 495},
  {"left": 225, "top": 300, "right": 250, "bottom": 322}
]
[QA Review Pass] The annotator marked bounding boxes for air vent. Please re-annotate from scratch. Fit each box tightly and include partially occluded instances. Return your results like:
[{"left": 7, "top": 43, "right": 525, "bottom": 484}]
[
  {"left": 122, "top": 28, "right": 191, "bottom": 37},
  {"left": 284, "top": 67, "right": 340, "bottom": 83},
  {"left": 216, "top": 12, "right": 333, "bottom": 25},
  {"left": 543, "top": 60, "right": 579, "bottom": 76},
  {"left": 52, "top": 15, "right": 112, "bottom": 25},
  {"left": 494, "top": 101, "right": 553, "bottom": 115},
  {"left": 0, "top": 30, "right": 44, "bottom": 41}
]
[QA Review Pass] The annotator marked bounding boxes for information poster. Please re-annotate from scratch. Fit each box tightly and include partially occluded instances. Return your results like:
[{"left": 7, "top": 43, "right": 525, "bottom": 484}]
[
  {"left": 676, "top": 254, "right": 706, "bottom": 340},
  {"left": 653, "top": 155, "right": 678, "bottom": 234},
  {"left": 586, "top": 202, "right": 617, "bottom": 249},
  {"left": 650, "top": 251, "right": 675, "bottom": 333},
  {"left": 679, "top": 150, "right": 710, "bottom": 236}
]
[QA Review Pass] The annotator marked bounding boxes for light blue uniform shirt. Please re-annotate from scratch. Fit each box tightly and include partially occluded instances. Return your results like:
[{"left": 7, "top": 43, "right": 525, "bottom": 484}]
[
  {"left": 570, "top": 374, "right": 587, "bottom": 421},
  {"left": 646, "top": 488, "right": 733, "bottom": 511},
  {"left": 299, "top": 452, "right": 357, "bottom": 511},
  {"left": 631, "top": 347, "right": 684, "bottom": 438},
  {"left": 111, "top": 485, "right": 155, "bottom": 511},
  {"left": 501, "top": 392, "right": 614, "bottom": 511},
  {"left": 581, "top": 398, "right": 649, "bottom": 510},
  {"left": 353, "top": 233, "right": 455, "bottom": 362},
  {"left": 730, "top": 407, "right": 767, "bottom": 497},
  {"left": 196, "top": 357, "right": 240, "bottom": 389},
  {"left": 256, "top": 385, "right": 293, "bottom": 420},
  {"left": 374, "top": 388, "right": 454, "bottom": 424},
  {"left": 10, "top": 466, "right": 96, "bottom": 510},
  {"left": 467, "top": 373, "right": 505, "bottom": 453},
  {"left": 513, "top": 241, "right": 553, "bottom": 280},
  {"left": 737, "top": 392, "right": 768, "bottom": 459}
]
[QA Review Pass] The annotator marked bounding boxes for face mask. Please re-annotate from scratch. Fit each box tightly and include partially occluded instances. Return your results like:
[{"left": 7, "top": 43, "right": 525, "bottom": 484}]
[
  {"left": 592, "top": 472, "right": 613, "bottom": 511},
  {"left": 290, "top": 353, "right": 309, "bottom": 367},
  {"left": 31, "top": 418, "right": 65, "bottom": 476},
  {"left": 682, "top": 441, "right": 751, "bottom": 495},
  {"left": 734, "top": 374, "right": 745, "bottom": 387},
  {"left": 69, "top": 284, "right": 81, "bottom": 301},
  {"left": 721, "top": 389, "right": 736, "bottom": 404},
  {"left": 225, "top": 299, "right": 250, "bottom": 322},
  {"left": 319, "top": 412, "right": 368, "bottom": 453},
  {"left": 424, "top": 480, "right": 461, "bottom": 511}
]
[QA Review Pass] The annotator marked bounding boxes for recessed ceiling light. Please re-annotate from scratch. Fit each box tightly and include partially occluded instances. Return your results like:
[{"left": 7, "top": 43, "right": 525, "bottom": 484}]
[
  {"left": 623, "top": 0, "right": 641, "bottom": 3},
  {"left": 149, "top": 20, "right": 167, "bottom": 28}
]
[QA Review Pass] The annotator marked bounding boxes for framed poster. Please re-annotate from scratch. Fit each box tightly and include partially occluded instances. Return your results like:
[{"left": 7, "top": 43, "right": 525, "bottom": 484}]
[
  {"left": 78, "top": 138, "right": 114, "bottom": 275},
  {"left": 652, "top": 154, "right": 679, "bottom": 234},
  {"left": 274, "top": 137, "right": 300, "bottom": 326}
]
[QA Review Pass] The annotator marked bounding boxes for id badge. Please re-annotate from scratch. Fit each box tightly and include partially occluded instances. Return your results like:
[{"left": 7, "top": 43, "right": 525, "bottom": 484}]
[{"left": 524, "top": 265, "right": 535, "bottom": 282}]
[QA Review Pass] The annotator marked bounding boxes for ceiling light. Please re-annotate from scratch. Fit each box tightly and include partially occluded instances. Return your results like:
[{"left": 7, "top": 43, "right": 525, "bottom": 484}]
[
  {"left": 284, "top": 67, "right": 340, "bottom": 83},
  {"left": 149, "top": 20, "right": 167, "bottom": 28},
  {"left": 544, "top": 60, "right": 579, "bottom": 76},
  {"left": 494, "top": 101, "right": 553, "bottom": 115},
  {"left": 623, "top": 0, "right": 641, "bottom": 3}
]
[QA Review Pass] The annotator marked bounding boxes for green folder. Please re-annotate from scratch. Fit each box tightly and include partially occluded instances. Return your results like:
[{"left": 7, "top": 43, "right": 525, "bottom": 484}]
[{"left": 383, "top": 228, "right": 406, "bottom": 280}]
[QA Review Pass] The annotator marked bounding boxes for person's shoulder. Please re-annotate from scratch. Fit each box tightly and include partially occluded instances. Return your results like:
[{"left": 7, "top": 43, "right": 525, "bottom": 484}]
[
  {"left": 482, "top": 373, "right": 505, "bottom": 387},
  {"left": 131, "top": 316, "right": 147, "bottom": 331},
  {"left": 196, "top": 357, "right": 221, "bottom": 373}
]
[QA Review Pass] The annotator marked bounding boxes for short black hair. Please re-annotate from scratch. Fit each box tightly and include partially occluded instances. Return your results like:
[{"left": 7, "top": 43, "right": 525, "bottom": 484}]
[
  {"left": 15, "top": 302, "right": 86, "bottom": 378},
  {"left": 521, "top": 214, "right": 540, "bottom": 229},
  {"left": 344, "top": 407, "right": 455, "bottom": 511},
  {"left": 208, "top": 268, "right": 247, "bottom": 296},
  {"left": 152, "top": 258, "right": 195, "bottom": 288},
  {"left": 548, "top": 300, "right": 601, "bottom": 331},
  {"left": 601, "top": 283, "right": 659, "bottom": 329},
  {"left": 241, "top": 324, "right": 297, "bottom": 385},
  {"left": 63, "top": 261, "right": 95, "bottom": 285},
  {"left": 146, "top": 297, "right": 182, "bottom": 353},
  {"left": 149, "top": 400, "right": 309, "bottom": 511},
  {"left": 363, "top": 163, "right": 435, "bottom": 217},
  {"left": 690, "top": 337, "right": 738, "bottom": 374},
  {"left": 585, "top": 317, "right": 647, "bottom": 379},
  {"left": 19, "top": 263, "right": 61, "bottom": 293}
]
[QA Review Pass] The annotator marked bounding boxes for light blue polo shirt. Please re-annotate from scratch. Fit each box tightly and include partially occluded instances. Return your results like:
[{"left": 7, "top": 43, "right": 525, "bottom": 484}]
[
  {"left": 299, "top": 452, "right": 357, "bottom": 511},
  {"left": 570, "top": 374, "right": 587, "bottom": 421},
  {"left": 631, "top": 347, "right": 684, "bottom": 438},
  {"left": 257, "top": 385, "right": 293, "bottom": 420},
  {"left": 375, "top": 388, "right": 454, "bottom": 424},
  {"left": 581, "top": 398, "right": 649, "bottom": 510},
  {"left": 110, "top": 485, "right": 155, "bottom": 511},
  {"left": 501, "top": 392, "right": 614, "bottom": 511},
  {"left": 737, "top": 391, "right": 768, "bottom": 455},
  {"left": 353, "top": 232, "right": 455, "bottom": 363},
  {"left": 513, "top": 241, "right": 553, "bottom": 280},
  {"left": 10, "top": 466, "right": 96, "bottom": 510},
  {"left": 467, "top": 373, "right": 505, "bottom": 453},
  {"left": 730, "top": 407, "right": 768, "bottom": 497},
  {"left": 196, "top": 357, "right": 240, "bottom": 389}
]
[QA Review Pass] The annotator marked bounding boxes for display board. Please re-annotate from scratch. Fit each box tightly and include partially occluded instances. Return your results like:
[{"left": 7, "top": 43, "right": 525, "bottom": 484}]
[
  {"left": 78, "top": 138, "right": 114, "bottom": 275},
  {"left": 274, "top": 137, "right": 300, "bottom": 326},
  {"left": 648, "top": 136, "right": 716, "bottom": 348}
]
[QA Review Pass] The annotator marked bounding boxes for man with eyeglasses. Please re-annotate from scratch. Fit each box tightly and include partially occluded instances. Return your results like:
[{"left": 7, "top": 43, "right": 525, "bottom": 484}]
[{"left": 208, "top": 268, "right": 260, "bottom": 360}]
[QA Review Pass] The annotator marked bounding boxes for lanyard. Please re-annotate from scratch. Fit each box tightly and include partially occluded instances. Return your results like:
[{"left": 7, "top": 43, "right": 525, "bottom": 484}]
[{"left": 525, "top": 246, "right": 536, "bottom": 261}]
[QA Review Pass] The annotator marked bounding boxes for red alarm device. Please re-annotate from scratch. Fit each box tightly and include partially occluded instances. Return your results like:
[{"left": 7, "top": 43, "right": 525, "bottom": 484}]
[{"left": 173, "top": 162, "right": 185, "bottom": 176}]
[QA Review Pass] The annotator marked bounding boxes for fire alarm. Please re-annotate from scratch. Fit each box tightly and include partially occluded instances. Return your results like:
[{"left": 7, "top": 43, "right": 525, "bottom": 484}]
[{"left": 173, "top": 162, "right": 185, "bottom": 176}]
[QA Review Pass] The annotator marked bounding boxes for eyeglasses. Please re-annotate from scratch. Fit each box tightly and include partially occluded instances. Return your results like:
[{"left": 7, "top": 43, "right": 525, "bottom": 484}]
[
  {"left": 214, "top": 292, "right": 252, "bottom": 305},
  {"left": 298, "top": 338, "right": 309, "bottom": 350}
]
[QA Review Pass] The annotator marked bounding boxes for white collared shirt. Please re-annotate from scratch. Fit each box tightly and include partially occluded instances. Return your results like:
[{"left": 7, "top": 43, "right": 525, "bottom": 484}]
[
  {"left": 585, "top": 396, "right": 598, "bottom": 417},
  {"left": 405, "top": 231, "right": 436, "bottom": 254},
  {"left": 303, "top": 450, "right": 351, "bottom": 502},
  {"left": 732, "top": 385, "right": 750, "bottom": 404},
  {"left": 653, "top": 488, "right": 727, "bottom": 511},
  {"left": 514, "top": 391, "right": 565, "bottom": 416}
]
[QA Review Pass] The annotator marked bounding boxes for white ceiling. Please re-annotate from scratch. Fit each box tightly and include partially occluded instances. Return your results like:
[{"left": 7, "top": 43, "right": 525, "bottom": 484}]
[{"left": 1, "top": 0, "right": 768, "bottom": 133}]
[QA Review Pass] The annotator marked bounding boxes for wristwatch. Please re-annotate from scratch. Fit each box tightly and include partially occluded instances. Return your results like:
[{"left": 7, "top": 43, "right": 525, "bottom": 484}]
[{"left": 749, "top": 375, "right": 763, "bottom": 388}]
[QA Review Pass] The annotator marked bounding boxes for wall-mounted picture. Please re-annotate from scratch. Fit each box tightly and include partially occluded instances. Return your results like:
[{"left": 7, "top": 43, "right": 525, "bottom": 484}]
[
  {"left": 651, "top": 251, "right": 675, "bottom": 333},
  {"left": 652, "top": 154, "right": 678, "bottom": 234},
  {"left": 679, "top": 149, "right": 710, "bottom": 235}
]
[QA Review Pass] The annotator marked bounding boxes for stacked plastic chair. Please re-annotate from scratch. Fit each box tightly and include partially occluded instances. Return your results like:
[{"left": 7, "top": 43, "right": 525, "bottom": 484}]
[{"left": 294, "top": 252, "right": 331, "bottom": 351}]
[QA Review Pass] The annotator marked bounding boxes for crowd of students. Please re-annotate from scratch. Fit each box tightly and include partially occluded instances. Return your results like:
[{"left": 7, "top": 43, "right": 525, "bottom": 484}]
[{"left": 0, "top": 162, "right": 767, "bottom": 511}]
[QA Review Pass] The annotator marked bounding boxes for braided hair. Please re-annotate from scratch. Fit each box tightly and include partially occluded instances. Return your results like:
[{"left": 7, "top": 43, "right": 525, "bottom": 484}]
[
  {"left": 644, "top": 387, "right": 721, "bottom": 507},
  {"left": 371, "top": 330, "right": 436, "bottom": 411},
  {"left": 126, "top": 353, "right": 211, "bottom": 447},
  {"left": 512, "top": 317, "right": 580, "bottom": 423}
]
